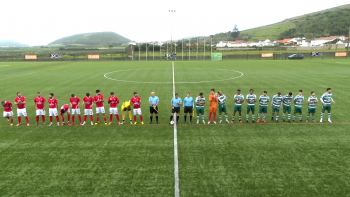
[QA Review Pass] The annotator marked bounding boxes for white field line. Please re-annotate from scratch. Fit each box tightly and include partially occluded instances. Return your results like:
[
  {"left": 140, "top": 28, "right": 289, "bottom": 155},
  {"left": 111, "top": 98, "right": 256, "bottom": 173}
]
[
  {"left": 0, "top": 65, "right": 10, "bottom": 67},
  {"left": 173, "top": 61, "right": 180, "bottom": 197}
]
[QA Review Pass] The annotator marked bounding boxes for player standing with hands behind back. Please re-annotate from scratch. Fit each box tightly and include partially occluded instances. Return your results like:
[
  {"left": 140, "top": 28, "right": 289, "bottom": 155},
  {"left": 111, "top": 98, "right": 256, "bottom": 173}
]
[
  {"left": 232, "top": 89, "right": 244, "bottom": 123},
  {"left": 131, "top": 92, "right": 144, "bottom": 124},
  {"left": 94, "top": 89, "right": 107, "bottom": 125},
  {"left": 149, "top": 92, "right": 159, "bottom": 124}
]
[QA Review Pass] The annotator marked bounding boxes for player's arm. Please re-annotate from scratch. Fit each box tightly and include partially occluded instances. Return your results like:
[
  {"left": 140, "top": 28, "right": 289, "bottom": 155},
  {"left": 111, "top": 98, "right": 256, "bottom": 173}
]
[
  {"left": 171, "top": 99, "right": 174, "bottom": 109},
  {"left": 100, "top": 96, "right": 104, "bottom": 103},
  {"left": 240, "top": 96, "right": 245, "bottom": 103},
  {"left": 331, "top": 97, "right": 335, "bottom": 104},
  {"left": 82, "top": 100, "right": 85, "bottom": 106},
  {"left": 156, "top": 100, "right": 159, "bottom": 107},
  {"left": 116, "top": 97, "right": 120, "bottom": 105},
  {"left": 308, "top": 97, "right": 312, "bottom": 103},
  {"left": 320, "top": 94, "right": 326, "bottom": 106},
  {"left": 294, "top": 97, "right": 297, "bottom": 104},
  {"left": 21, "top": 98, "right": 26, "bottom": 104},
  {"left": 34, "top": 100, "right": 37, "bottom": 109}
]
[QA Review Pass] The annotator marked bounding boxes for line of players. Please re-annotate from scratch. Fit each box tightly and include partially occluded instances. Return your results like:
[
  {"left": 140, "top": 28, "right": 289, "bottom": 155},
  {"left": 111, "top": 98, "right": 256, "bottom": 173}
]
[
  {"left": 1, "top": 88, "right": 335, "bottom": 126},
  {"left": 169, "top": 88, "right": 335, "bottom": 124},
  {"left": 1, "top": 90, "right": 143, "bottom": 126}
]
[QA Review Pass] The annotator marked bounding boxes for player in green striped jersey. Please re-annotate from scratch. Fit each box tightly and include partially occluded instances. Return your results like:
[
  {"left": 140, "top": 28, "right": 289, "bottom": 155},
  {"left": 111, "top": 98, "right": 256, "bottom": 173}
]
[
  {"left": 218, "top": 91, "right": 229, "bottom": 123},
  {"left": 257, "top": 91, "right": 270, "bottom": 123},
  {"left": 293, "top": 90, "right": 304, "bottom": 122},
  {"left": 246, "top": 89, "right": 257, "bottom": 123},
  {"left": 232, "top": 89, "right": 244, "bottom": 123},
  {"left": 306, "top": 91, "right": 318, "bottom": 122},
  {"left": 282, "top": 92, "right": 293, "bottom": 123},
  {"left": 195, "top": 93, "right": 206, "bottom": 124},
  {"left": 271, "top": 92, "right": 283, "bottom": 122},
  {"left": 320, "top": 88, "right": 335, "bottom": 123}
]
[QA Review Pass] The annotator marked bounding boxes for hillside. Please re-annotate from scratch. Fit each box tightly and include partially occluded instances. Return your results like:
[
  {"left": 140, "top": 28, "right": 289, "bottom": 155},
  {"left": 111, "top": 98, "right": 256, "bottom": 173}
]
[
  {"left": 210, "top": 4, "right": 350, "bottom": 41},
  {"left": 0, "top": 40, "right": 29, "bottom": 47},
  {"left": 48, "top": 32, "right": 131, "bottom": 46}
]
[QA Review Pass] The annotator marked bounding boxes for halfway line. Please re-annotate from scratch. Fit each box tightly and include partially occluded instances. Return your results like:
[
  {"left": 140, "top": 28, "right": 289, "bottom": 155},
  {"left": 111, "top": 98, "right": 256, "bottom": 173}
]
[{"left": 173, "top": 61, "right": 180, "bottom": 197}]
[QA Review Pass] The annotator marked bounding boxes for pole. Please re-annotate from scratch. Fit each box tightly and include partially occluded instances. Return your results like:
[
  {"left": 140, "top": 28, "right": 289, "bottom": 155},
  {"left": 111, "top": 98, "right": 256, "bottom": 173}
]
[
  {"left": 197, "top": 38, "right": 198, "bottom": 60},
  {"left": 175, "top": 40, "right": 177, "bottom": 60},
  {"left": 167, "top": 41, "right": 169, "bottom": 61},
  {"left": 131, "top": 45, "right": 133, "bottom": 61},
  {"left": 153, "top": 43, "right": 154, "bottom": 60},
  {"left": 146, "top": 43, "right": 148, "bottom": 61},
  {"left": 204, "top": 38, "right": 206, "bottom": 60},
  {"left": 347, "top": 27, "right": 349, "bottom": 58},
  {"left": 139, "top": 43, "right": 140, "bottom": 61},
  {"left": 189, "top": 38, "right": 191, "bottom": 60},
  {"left": 211, "top": 38, "right": 212, "bottom": 54},
  {"left": 182, "top": 39, "right": 183, "bottom": 60}
]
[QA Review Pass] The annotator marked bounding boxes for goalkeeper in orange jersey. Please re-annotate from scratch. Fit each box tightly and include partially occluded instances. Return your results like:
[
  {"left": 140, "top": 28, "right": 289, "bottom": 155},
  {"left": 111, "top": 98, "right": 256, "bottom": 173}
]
[{"left": 208, "top": 88, "right": 218, "bottom": 124}]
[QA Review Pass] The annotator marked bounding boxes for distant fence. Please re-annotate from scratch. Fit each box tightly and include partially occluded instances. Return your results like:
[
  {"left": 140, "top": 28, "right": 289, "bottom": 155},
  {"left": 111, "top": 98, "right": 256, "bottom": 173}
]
[{"left": 0, "top": 51, "right": 348, "bottom": 62}]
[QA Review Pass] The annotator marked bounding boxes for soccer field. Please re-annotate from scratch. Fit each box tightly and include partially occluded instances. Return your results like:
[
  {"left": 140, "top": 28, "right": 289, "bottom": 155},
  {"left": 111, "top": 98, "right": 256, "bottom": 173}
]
[{"left": 0, "top": 60, "right": 350, "bottom": 196}]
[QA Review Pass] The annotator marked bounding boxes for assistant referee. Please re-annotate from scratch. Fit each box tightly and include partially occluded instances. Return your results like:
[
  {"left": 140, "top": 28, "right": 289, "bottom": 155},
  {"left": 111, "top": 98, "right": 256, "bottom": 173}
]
[
  {"left": 170, "top": 93, "right": 182, "bottom": 124},
  {"left": 183, "top": 92, "right": 194, "bottom": 124},
  {"left": 149, "top": 92, "right": 159, "bottom": 124}
]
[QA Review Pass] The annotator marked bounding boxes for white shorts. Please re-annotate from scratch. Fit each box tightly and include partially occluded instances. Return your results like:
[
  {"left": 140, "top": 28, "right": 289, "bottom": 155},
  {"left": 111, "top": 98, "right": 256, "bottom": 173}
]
[
  {"left": 63, "top": 108, "right": 70, "bottom": 114},
  {"left": 49, "top": 108, "right": 58, "bottom": 117},
  {"left": 84, "top": 109, "right": 93, "bottom": 116},
  {"left": 96, "top": 107, "right": 105, "bottom": 114},
  {"left": 3, "top": 111, "right": 13, "bottom": 117},
  {"left": 36, "top": 109, "right": 46, "bottom": 116},
  {"left": 133, "top": 108, "right": 142, "bottom": 115},
  {"left": 72, "top": 109, "right": 80, "bottom": 115},
  {"left": 17, "top": 108, "right": 27, "bottom": 117},
  {"left": 109, "top": 108, "right": 118, "bottom": 115}
]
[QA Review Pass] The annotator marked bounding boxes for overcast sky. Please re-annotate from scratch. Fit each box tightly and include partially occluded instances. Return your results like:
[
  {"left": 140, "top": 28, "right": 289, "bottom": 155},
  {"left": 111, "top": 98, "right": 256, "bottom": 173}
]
[{"left": 1, "top": 0, "right": 349, "bottom": 45}]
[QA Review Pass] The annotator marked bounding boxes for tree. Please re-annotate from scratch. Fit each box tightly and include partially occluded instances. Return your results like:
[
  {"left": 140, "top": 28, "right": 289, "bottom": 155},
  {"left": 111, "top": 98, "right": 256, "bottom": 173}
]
[
  {"left": 108, "top": 43, "right": 113, "bottom": 49},
  {"left": 231, "top": 24, "right": 240, "bottom": 39}
]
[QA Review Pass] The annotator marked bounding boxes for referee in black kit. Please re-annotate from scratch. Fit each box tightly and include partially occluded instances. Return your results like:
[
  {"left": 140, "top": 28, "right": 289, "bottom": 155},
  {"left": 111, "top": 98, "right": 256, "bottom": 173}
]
[{"left": 149, "top": 92, "right": 159, "bottom": 124}]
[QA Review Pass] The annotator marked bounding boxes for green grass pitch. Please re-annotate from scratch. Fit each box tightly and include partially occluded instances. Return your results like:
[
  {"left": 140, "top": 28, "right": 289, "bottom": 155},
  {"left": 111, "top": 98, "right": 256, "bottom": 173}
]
[{"left": 0, "top": 60, "right": 350, "bottom": 196}]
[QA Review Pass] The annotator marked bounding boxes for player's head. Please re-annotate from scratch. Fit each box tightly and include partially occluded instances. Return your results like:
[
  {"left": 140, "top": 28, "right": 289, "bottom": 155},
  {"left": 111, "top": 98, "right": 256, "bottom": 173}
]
[
  {"left": 236, "top": 89, "right": 241, "bottom": 94},
  {"left": 71, "top": 94, "right": 75, "bottom": 98},
  {"left": 199, "top": 92, "right": 204, "bottom": 98},
  {"left": 299, "top": 90, "right": 303, "bottom": 95},
  {"left": 96, "top": 89, "right": 100, "bottom": 95},
  {"left": 60, "top": 109, "right": 65, "bottom": 114},
  {"left": 211, "top": 89, "right": 215, "bottom": 94},
  {"left": 151, "top": 92, "right": 155, "bottom": 97},
  {"left": 218, "top": 91, "right": 222, "bottom": 95},
  {"left": 134, "top": 92, "right": 138, "bottom": 97},
  {"left": 249, "top": 89, "right": 254, "bottom": 94},
  {"left": 37, "top": 92, "right": 41, "bottom": 97},
  {"left": 1, "top": 101, "right": 5, "bottom": 106},
  {"left": 187, "top": 92, "right": 190, "bottom": 97},
  {"left": 311, "top": 91, "right": 315, "bottom": 96},
  {"left": 49, "top": 93, "right": 54, "bottom": 98},
  {"left": 175, "top": 93, "right": 178, "bottom": 99},
  {"left": 263, "top": 91, "right": 267, "bottom": 96},
  {"left": 17, "top": 92, "right": 21, "bottom": 97},
  {"left": 277, "top": 92, "right": 281, "bottom": 96},
  {"left": 110, "top": 92, "right": 114, "bottom": 96},
  {"left": 327, "top": 88, "right": 332, "bottom": 93},
  {"left": 288, "top": 92, "right": 292, "bottom": 96}
]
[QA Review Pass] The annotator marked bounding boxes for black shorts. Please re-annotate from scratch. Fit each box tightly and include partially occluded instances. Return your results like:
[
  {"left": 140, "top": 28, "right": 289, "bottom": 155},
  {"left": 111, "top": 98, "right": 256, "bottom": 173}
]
[
  {"left": 172, "top": 107, "right": 180, "bottom": 114},
  {"left": 150, "top": 106, "right": 158, "bottom": 114},
  {"left": 184, "top": 106, "right": 193, "bottom": 113}
]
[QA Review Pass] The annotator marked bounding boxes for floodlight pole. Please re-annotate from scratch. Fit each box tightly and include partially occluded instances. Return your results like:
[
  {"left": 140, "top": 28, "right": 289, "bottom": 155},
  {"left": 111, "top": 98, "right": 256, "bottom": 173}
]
[
  {"left": 182, "top": 39, "right": 183, "bottom": 60},
  {"left": 139, "top": 43, "right": 140, "bottom": 61},
  {"left": 347, "top": 27, "right": 349, "bottom": 57},
  {"left": 153, "top": 43, "right": 154, "bottom": 60},
  {"left": 146, "top": 43, "right": 148, "bottom": 61},
  {"left": 204, "top": 38, "right": 206, "bottom": 60},
  {"left": 211, "top": 38, "right": 212, "bottom": 54},
  {"left": 197, "top": 38, "right": 198, "bottom": 60},
  {"left": 189, "top": 38, "right": 191, "bottom": 60}
]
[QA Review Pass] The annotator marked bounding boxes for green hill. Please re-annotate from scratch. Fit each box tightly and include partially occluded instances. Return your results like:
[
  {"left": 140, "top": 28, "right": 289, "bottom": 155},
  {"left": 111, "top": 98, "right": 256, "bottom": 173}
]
[
  {"left": 0, "top": 40, "right": 29, "bottom": 47},
  {"left": 211, "top": 4, "right": 350, "bottom": 41},
  {"left": 48, "top": 32, "right": 131, "bottom": 46}
]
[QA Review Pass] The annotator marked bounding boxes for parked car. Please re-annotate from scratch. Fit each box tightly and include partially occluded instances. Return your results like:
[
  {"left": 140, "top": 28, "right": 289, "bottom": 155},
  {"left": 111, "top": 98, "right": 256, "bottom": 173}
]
[{"left": 288, "top": 53, "right": 304, "bottom": 59}]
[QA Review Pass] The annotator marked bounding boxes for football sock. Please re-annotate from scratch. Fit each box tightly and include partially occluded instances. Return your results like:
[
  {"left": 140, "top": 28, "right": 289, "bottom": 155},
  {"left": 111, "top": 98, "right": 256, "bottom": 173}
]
[
  {"left": 246, "top": 114, "right": 249, "bottom": 121},
  {"left": 202, "top": 115, "right": 205, "bottom": 121},
  {"left": 213, "top": 114, "right": 216, "bottom": 121},
  {"left": 276, "top": 114, "right": 279, "bottom": 120},
  {"left": 103, "top": 117, "right": 106, "bottom": 122},
  {"left": 283, "top": 113, "right": 285, "bottom": 120},
  {"left": 307, "top": 114, "right": 309, "bottom": 120},
  {"left": 18, "top": 117, "right": 21, "bottom": 123},
  {"left": 42, "top": 115, "right": 45, "bottom": 122},
  {"left": 232, "top": 116, "right": 235, "bottom": 121},
  {"left": 184, "top": 115, "right": 187, "bottom": 122},
  {"left": 293, "top": 114, "right": 296, "bottom": 120},
  {"left": 90, "top": 116, "right": 93, "bottom": 122},
  {"left": 197, "top": 116, "right": 199, "bottom": 121},
  {"left": 129, "top": 111, "right": 132, "bottom": 120},
  {"left": 116, "top": 115, "right": 120, "bottom": 122},
  {"left": 312, "top": 115, "right": 315, "bottom": 120},
  {"left": 134, "top": 116, "right": 137, "bottom": 122},
  {"left": 258, "top": 114, "right": 261, "bottom": 119},
  {"left": 190, "top": 116, "right": 192, "bottom": 122},
  {"left": 62, "top": 116, "right": 64, "bottom": 122},
  {"left": 68, "top": 114, "right": 70, "bottom": 122},
  {"left": 84, "top": 115, "right": 87, "bottom": 121},
  {"left": 263, "top": 114, "right": 266, "bottom": 120},
  {"left": 219, "top": 115, "right": 222, "bottom": 120},
  {"left": 272, "top": 113, "right": 275, "bottom": 118},
  {"left": 11, "top": 119, "right": 13, "bottom": 123},
  {"left": 150, "top": 116, "right": 153, "bottom": 122},
  {"left": 55, "top": 116, "right": 59, "bottom": 122},
  {"left": 78, "top": 115, "right": 82, "bottom": 123},
  {"left": 299, "top": 115, "right": 302, "bottom": 120},
  {"left": 25, "top": 116, "right": 29, "bottom": 124},
  {"left": 72, "top": 116, "right": 75, "bottom": 123},
  {"left": 110, "top": 114, "right": 113, "bottom": 122},
  {"left": 328, "top": 113, "right": 331, "bottom": 119},
  {"left": 36, "top": 116, "right": 39, "bottom": 123},
  {"left": 156, "top": 116, "right": 158, "bottom": 122},
  {"left": 321, "top": 112, "right": 324, "bottom": 119},
  {"left": 97, "top": 117, "right": 99, "bottom": 122},
  {"left": 176, "top": 116, "right": 179, "bottom": 122},
  {"left": 225, "top": 114, "right": 228, "bottom": 120},
  {"left": 252, "top": 114, "right": 255, "bottom": 121},
  {"left": 288, "top": 114, "right": 291, "bottom": 120},
  {"left": 122, "top": 111, "right": 125, "bottom": 120},
  {"left": 170, "top": 116, "right": 173, "bottom": 121},
  {"left": 239, "top": 116, "right": 241, "bottom": 121},
  {"left": 140, "top": 116, "right": 143, "bottom": 122},
  {"left": 50, "top": 116, "right": 52, "bottom": 122},
  {"left": 208, "top": 112, "right": 212, "bottom": 122}
]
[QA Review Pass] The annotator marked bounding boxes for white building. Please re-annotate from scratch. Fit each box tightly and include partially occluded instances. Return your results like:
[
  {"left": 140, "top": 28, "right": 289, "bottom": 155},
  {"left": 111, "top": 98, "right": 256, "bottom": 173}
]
[
  {"left": 310, "top": 36, "right": 338, "bottom": 46},
  {"left": 216, "top": 41, "right": 227, "bottom": 47}
]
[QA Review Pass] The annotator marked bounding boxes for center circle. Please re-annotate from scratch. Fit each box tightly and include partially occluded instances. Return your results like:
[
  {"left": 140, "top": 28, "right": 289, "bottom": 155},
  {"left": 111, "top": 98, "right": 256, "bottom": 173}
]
[{"left": 104, "top": 68, "right": 243, "bottom": 84}]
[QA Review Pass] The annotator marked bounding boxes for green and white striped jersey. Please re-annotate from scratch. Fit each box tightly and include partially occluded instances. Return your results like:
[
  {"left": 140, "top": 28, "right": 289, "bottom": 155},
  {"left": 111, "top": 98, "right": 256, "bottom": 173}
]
[
  {"left": 320, "top": 92, "right": 334, "bottom": 106},
  {"left": 283, "top": 95, "right": 293, "bottom": 106},
  {"left": 195, "top": 96, "right": 205, "bottom": 108},
  {"left": 308, "top": 96, "right": 318, "bottom": 108},
  {"left": 272, "top": 94, "right": 283, "bottom": 107},
  {"left": 234, "top": 94, "right": 245, "bottom": 106},
  {"left": 294, "top": 95, "right": 304, "bottom": 108},
  {"left": 246, "top": 94, "right": 257, "bottom": 106},
  {"left": 259, "top": 95, "right": 270, "bottom": 107},
  {"left": 218, "top": 95, "right": 227, "bottom": 105}
]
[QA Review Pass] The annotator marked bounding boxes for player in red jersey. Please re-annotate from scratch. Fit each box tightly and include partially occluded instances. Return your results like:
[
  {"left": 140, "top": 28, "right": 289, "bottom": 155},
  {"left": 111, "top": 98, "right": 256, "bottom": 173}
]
[
  {"left": 60, "top": 104, "right": 71, "bottom": 126},
  {"left": 130, "top": 92, "right": 144, "bottom": 124},
  {"left": 34, "top": 92, "right": 46, "bottom": 125},
  {"left": 1, "top": 100, "right": 14, "bottom": 126},
  {"left": 108, "top": 92, "right": 120, "bottom": 125},
  {"left": 70, "top": 94, "right": 82, "bottom": 125},
  {"left": 94, "top": 89, "right": 107, "bottom": 125},
  {"left": 14, "top": 92, "right": 29, "bottom": 126},
  {"left": 82, "top": 92, "right": 94, "bottom": 125},
  {"left": 48, "top": 93, "right": 60, "bottom": 126}
]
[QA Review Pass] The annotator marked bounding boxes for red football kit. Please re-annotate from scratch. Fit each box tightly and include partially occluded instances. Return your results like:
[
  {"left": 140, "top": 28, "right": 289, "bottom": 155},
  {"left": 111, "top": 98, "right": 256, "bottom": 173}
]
[
  {"left": 131, "top": 97, "right": 141, "bottom": 109},
  {"left": 15, "top": 96, "right": 26, "bottom": 109},
  {"left": 3, "top": 101, "right": 12, "bottom": 112},
  {"left": 34, "top": 97, "right": 46, "bottom": 109},
  {"left": 48, "top": 98, "right": 58, "bottom": 108},
  {"left": 94, "top": 94, "right": 104, "bottom": 107},
  {"left": 70, "top": 97, "right": 80, "bottom": 109},
  {"left": 61, "top": 104, "right": 69, "bottom": 113},
  {"left": 108, "top": 96, "right": 119, "bottom": 108},
  {"left": 83, "top": 96, "right": 94, "bottom": 109}
]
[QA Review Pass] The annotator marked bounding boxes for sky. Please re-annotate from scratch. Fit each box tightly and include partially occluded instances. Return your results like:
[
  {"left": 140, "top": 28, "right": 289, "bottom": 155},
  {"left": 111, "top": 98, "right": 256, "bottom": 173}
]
[{"left": 1, "top": 0, "right": 349, "bottom": 46}]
